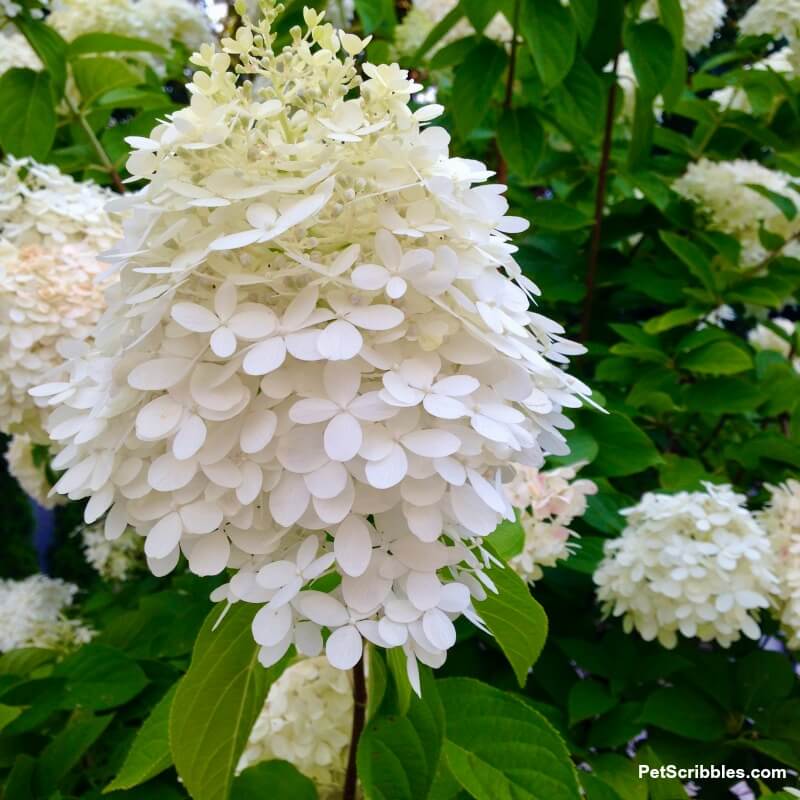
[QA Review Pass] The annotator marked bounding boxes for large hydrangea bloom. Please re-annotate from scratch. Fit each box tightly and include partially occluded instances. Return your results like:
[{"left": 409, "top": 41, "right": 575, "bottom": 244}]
[
  {"left": 0, "top": 574, "right": 92, "bottom": 652},
  {"left": 594, "top": 484, "right": 779, "bottom": 649},
  {"left": 740, "top": 0, "right": 800, "bottom": 46},
  {"left": 507, "top": 462, "right": 596, "bottom": 582},
  {"left": 0, "top": 31, "right": 42, "bottom": 75},
  {"left": 48, "top": 0, "right": 212, "bottom": 55},
  {"left": 641, "top": 0, "right": 726, "bottom": 55},
  {"left": 758, "top": 480, "right": 800, "bottom": 649},
  {"left": 39, "top": 6, "right": 589, "bottom": 688},
  {"left": 673, "top": 158, "right": 800, "bottom": 265},
  {"left": 238, "top": 656, "right": 351, "bottom": 797},
  {"left": 4, "top": 433, "right": 65, "bottom": 508}
]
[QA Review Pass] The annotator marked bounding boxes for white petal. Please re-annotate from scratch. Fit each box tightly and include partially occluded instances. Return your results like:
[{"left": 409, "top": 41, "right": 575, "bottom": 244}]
[
  {"left": 335, "top": 515, "right": 373, "bottom": 577},
  {"left": 179, "top": 501, "right": 223, "bottom": 534},
  {"left": 269, "top": 472, "right": 310, "bottom": 527},
  {"left": 252, "top": 603, "right": 293, "bottom": 647},
  {"left": 144, "top": 512, "right": 183, "bottom": 559},
  {"left": 385, "top": 276, "right": 407, "bottom": 299},
  {"left": 351, "top": 263, "right": 389, "bottom": 291},
  {"left": 236, "top": 461, "right": 263, "bottom": 505},
  {"left": 304, "top": 460, "right": 349, "bottom": 499},
  {"left": 210, "top": 326, "right": 237, "bottom": 358},
  {"left": 375, "top": 228, "right": 402, "bottom": 269},
  {"left": 148, "top": 453, "right": 197, "bottom": 491},
  {"left": 209, "top": 229, "right": 263, "bottom": 251},
  {"left": 326, "top": 625, "right": 363, "bottom": 670},
  {"left": 243, "top": 337, "right": 287, "bottom": 375},
  {"left": 406, "top": 572, "right": 442, "bottom": 611},
  {"left": 187, "top": 532, "right": 230, "bottom": 576},
  {"left": 171, "top": 302, "right": 219, "bottom": 332},
  {"left": 258, "top": 636, "right": 292, "bottom": 667},
  {"left": 202, "top": 458, "right": 242, "bottom": 488},
  {"left": 214, "top": 281, "right": 238, "bottom": 320},
  {"left": 422, "top": 608, "right": 456, "bottom": 650},
  {"left": 240, "top": 409, "right": 277, "bottom": 453},
  {"left": 346, "top": 305, "right": 404, "bottom": 331},
  {"left": 378, "top": 618, "right": 408, "bottom": 647},
  {"left": 324, "top": 413, "right": 362, "bottom": 462},
  {"left": 228, "top": 307, "right": 277, "bottom": 340},
  {"left": 290, "top": 397, "right": 339, "bottom": 424},
  {"left": 128, "top": 358, "right": 191, "bottom": 391},
  {"left": 422, "top": 394, "right": 469, "bottom": 420},
  {"left": 404, "top": 504, "right": 442, "bottom": 543},
  {"left": 439, "top": 582, "right": 471, "bottom": 613},
  {"left": 294, "top": 622, "right": 323, "bottom": 656},
  {"left": 257, "top": 560, "right": 298, "bottom": 589},
  {"left": 433, "top": 375, "right": 480, "bottom": 397},
  {"left": 317, "top": 320, "right": 363, "bottom": 361},
  {"left": 173, "top": 414, "right": 207, "bottom": 460},
  {"left": 364, "top": 444, "right": 408, "bottom": 489},
  {"left": 295, "top": 591, "right": 349, "bottom": 627},
  {"left": 323, "top": 359, "right": 361, "bottom": 408},
  {"left": 147, "top": 546, "right": 180, "bottom": 577},
  {"left": 136, "top": 395, "right": 184, "bottom": 440},
  {"left": 401, "top": 429, "right": 460, "bottom": 458}
]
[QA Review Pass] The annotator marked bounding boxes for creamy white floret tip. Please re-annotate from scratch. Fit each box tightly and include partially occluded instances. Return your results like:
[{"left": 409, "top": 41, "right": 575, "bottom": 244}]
[{"left": 34, "top": 4, "right": 589, "bottom": 691}]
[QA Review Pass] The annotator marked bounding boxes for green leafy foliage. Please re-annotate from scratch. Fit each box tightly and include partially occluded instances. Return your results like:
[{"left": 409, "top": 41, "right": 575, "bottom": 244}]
[{"left": 0, "top": 68, "right": 56, "bottom": 160}]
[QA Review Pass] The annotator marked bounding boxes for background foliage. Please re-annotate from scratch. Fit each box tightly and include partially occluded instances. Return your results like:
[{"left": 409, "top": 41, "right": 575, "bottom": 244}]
[{"left": 1, "top": 0, "right": 800, "bottom": 798}]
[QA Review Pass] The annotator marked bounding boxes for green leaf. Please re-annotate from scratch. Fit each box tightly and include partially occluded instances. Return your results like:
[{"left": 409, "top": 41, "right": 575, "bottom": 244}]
[
  {"left": 67, "top": 32, "right": 168, "bottom": 57},
  {"left": 588, "top": 703, "right": 645, "bottom": 748},
  {"left": 627, "top": 90, "right": 655, "bottom": 171},
  {"left": 473, "top": 552, "right": 548, "bottom": 686},
  {"left": 15, "top": 16, "right": 68, "bottom": 97},
  {"left": 532, "top": 200, "right": 592, "bottom": 230},
  {"left": 639, "top": 688, "right": 725, "bottom": 741},
  {"left": 231, "top": 761, "right": 318, "bottom": 800},
  {"left": 548, "top": 428, "right": 599, "bottom": 468},
  {"left": 657, "top": 0, "right": 686, "bottom": 108},
  {"left": 568, "top": 681, "right": 618, "bottom": 726},
  {"left": 385, "top": 646, "right": 413, "bottom": 717},
  {"left": 521, "top": 0, "right": 578, "bottom": 87},
  {"left": 554, "top": 56, "right": 606, "bottom": 139},
  {"left": 357, "top": 668, "right": 444, "bottom": 800},
  {"left": 104, "top": 683, "right": 177, "bottom": 792},
  {"left": 54, "top": 643, "right": 148, "bottom": 711},
  {"left": 659, "top": 231, "right": 714, "bottom": 290},
  {"left": 355, "top": 0, "right": 390, "bottom": 33},
  {"left": 0, "top": 704, "right": 22, "bottom": 733},
  {"left": 497, "top": 107, "right": 543, "bottom": 182},
  {"left": 486, "top": 513, "right": 525, "bottom": 561},
  {"left": 36, "top": 710, "right": 114, "bottom": 794},
  {"left": 461, "top": 0, "right": 495, "bottom": 33},
  {"left": 0, "top": 647, "right": 55, "bottom": 676},
  {"left": 635, "top": 745, "right": 689, "bottom": 799},
  {"left": 735, "top": 651, "right": 795, "bottom": 714},
  {"left": 169, "top": 603, "right": 290, "bottom": 800},
  {"left": 451, "top": 40, "right": 507, "bottom": 137},
  {"left": 623, "top": 21, "right": 674, "bottom": 99},
  {"left": 746, "top": 183, "right": 797, "bottom": 221},
  {"left": 0, "top": 68, "right": 56, "bottom": 160},
  {"left": 658, "top": 455, "right": 715, "bottom": 491},
  {"left": 4, "top": 755, "right": 36, "bottom": 800},
  {"left": 440, "top": 678, "right": 581, "bottom": 800},
  {"left": 583, "top": 412, "right": 661, "bottom": 477},
  {"left": 569, "top": 0, "right": 597, "bottom": 43},
  {"left": 678, "top": 341, "right": 753, "bottom": 375},
  {"left": 412, "top": 5, "right": 464, "bottom": 61},
  {"left": 589, "top": 755, "right": 647, "bottom": 800},
  {"left": 643, "top": 306, "right": 704, "bottom": 334},
  {"left": 72, "top": 56, "right": 142, "bottom": 107},
  {"left": 684, "top": 378, "right": 765, "bottom": 413}
]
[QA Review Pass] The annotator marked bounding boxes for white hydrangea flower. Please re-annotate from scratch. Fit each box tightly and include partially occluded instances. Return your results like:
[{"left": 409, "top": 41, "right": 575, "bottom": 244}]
[
  {"left": 0, "top": 574, "right": 93, "bottom": 652},
  {"left": 0, "top": 157, "right": 119, "bottom": 252},
  {"left": 758, "top": 479, "right": 800, "bottom": 649},
  {"left": 641, "top": 0, "right": 726, "bottom": 55},
  {"left": 238, "top": 656, "right": 352, "bottom": 796},
  {"left": 246, "top": 0, "right": 354, "bottom": 28},
  {"left": 4, "top": 433, "right": 65, "bottom": 509},
  {"left": 748, "top": 317, "right": 800, "bottom": 371},
  {"left": 81, "top": 523, "right": 144, "bottom": 581},
  {"left": 0, "top": 240, "right": 108, "bottom": 439},
  {"left": 740, "top": 0, "right": 800, "bottom": 43},
  {"left": 594, "top": 483, "right": 779, "bottom": 649},
  {"left": 0, "top": 31, "right": 42, "bottom": 75},
  {"left": 1, "top": 0, "right": 47, "bottom": 21},
  {"left": 711, "top": 48, "right": 795, "bottom": 113},
  {"left": 48, "top": 0, "right": 212, "bottom": 56},
  {"left": 673, "top": 158, "right": 800, "bottom": 265},
  {"left": 507, "top": 462, "right": 596, "bottom": 582},
  {"left": 39, "top": 7, "right": 589, "bottom": 690},
  {"left": 394, "top": 0, "right": 512, "bottom": 57}
]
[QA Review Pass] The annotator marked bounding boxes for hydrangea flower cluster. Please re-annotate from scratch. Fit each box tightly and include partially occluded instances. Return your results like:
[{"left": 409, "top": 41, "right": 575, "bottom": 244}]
[
  {"left": 594, "top": 484, "right": 779, "bottom": 649},
  {"left": 748, "top": 317, "right": 799, "bottom": 371},
  {"left": 0, "top": 574, "right": 92, "bottom": 652},
  {"left": 0, "top": 0, "right": 47, "bottom": 21},
  {"left": 0, "top": 31, "right": 42, "bottom": 75},
  {"left": 641, "top": 0, "right": 726, "bottom": 55},
  {"left": 4, "top": 433, "right": 64, "bottom": 509},
  {"left": 506, "top": 462, "right": 596, "bottom": 582},
  {"left": 740, "top": 0, "right": 800, "bottom": 58},
  {"left": 238, "top": 656, "right": 352, "bottom": 796},
  {"left": 37, "top": 5, "right": 589, "bottom": 688},
  {"left": 711, "top": 48, "right": 795, "bottom": 114},
  {"left": 393, "top": 0, "right": 512, "bottom": 58},
  {"left": 758, "top": 480, "right": 800, "bottom": 648},
  {"left": 673, "top": 158, "right": 800, "bottom": 265},
  {"left": 0, "top": 159, "right": 118, "bottom": 438},
  {"left": 48, "top": 0, "right": 213, "bottom": 55},
  {"left": 81, "top": 524, "right": 144, "bottom": 581}
]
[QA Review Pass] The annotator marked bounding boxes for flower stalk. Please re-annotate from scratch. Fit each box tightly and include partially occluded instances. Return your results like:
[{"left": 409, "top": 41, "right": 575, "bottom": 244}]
[{"left": 343, "top": 657, "right": 367, "bottom": 800}]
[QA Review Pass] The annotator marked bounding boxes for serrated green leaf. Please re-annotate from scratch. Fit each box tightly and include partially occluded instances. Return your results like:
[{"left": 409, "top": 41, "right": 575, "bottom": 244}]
[
  {"left": 169, "top": 603, "right": 290, "bottom": 800},
  {"left": 104, "top": 683, "right": 177, "bottom": 792},
  {"left": 521, "top": 0, "right": 578, "bottom": 87},
  {"left": 486, "top": 513, "right": 525, "bottom": 561},
  {"left": 440, "top": 678, "right": 581, "bottom": 800},
  {"left": 583, "top": 412, "right": 661, "bottom": 477},
  {"left": 474, "top": 552, "right": 548, "bottom": 686},
  {"left": 231, "top": 760, "right": 318, "bottom": 800},
  {"left": 679, "top": 341, "right": 753, "bottom": 375},
  {"left": 0, "top": 68, "right": 56, "bottom": 160},
  {"left": 15, "top": 16, "right": 67, "bottom": 97},
  {"left": 72, "top": 56, "right": 142, "bottom": 107}
]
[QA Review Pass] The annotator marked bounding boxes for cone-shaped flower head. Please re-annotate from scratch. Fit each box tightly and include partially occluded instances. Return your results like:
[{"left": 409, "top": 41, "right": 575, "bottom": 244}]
[
  {"left": 595, "top": 483, "right": 779, "bottom": 649},
  {"left": 38, "top": 3, "right": 589, "bottom": 689}
]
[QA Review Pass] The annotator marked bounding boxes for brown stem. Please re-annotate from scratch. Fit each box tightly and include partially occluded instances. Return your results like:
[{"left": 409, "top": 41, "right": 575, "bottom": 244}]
[
  {"left": 496, "top": 0, "right": 520, "bottom": 186},
  {"left": 580, "top": 55, "right": 619, "bottom": 341},
  {"left": 343, "top": 657, "right": 367, "bottom": 800}
]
